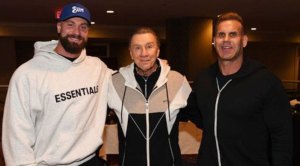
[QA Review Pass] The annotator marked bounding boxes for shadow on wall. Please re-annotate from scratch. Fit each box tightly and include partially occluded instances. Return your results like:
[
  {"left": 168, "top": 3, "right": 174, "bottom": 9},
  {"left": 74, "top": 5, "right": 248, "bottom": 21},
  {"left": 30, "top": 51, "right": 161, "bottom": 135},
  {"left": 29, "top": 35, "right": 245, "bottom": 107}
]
[
  {"left": 0, "top": 111, "right": 4, "bottom": 166},
  {"left": 0, "top": 88, "right": 7, "bottom": 165}
]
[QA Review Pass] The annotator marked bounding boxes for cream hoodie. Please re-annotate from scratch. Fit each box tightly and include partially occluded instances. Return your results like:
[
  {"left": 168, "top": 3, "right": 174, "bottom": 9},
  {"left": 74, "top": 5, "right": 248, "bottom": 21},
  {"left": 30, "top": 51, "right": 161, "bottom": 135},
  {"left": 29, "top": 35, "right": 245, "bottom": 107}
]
[{"left": 2, "top": 40, "right": 111, "bottom": 165}]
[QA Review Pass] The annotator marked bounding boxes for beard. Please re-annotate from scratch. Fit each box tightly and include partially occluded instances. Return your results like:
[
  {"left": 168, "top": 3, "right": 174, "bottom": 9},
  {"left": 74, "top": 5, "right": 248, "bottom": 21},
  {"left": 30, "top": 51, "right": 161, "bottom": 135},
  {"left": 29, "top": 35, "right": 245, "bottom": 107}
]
[{"left": 59, "top": 34, "right": 87, "bottom": 54}]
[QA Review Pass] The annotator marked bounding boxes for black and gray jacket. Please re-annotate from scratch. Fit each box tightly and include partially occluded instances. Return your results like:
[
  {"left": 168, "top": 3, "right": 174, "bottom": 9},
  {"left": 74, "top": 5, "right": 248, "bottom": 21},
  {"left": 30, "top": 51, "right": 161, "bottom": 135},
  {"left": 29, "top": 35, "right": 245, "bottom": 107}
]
[{"left": 108, "top": 59, "right": 191, "bottom": 166}]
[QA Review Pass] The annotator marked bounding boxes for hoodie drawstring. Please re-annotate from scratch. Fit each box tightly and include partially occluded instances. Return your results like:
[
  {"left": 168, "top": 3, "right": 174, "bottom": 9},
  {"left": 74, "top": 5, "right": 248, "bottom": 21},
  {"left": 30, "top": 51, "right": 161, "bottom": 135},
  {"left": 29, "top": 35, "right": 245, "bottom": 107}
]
[
  {"left": 165, "top": 83, "right": 171, "bottom": 121},
  {"left": 120, "top": 86, "right": 127, "bottom": 124}
]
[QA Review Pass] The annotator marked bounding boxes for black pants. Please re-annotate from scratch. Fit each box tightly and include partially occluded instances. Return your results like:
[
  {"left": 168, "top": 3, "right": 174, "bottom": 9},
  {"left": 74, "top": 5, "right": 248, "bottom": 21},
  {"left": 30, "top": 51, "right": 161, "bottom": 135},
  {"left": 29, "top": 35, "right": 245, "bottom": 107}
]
[{"left": 80, "top": 155, "right": 108, "bottom": 166}]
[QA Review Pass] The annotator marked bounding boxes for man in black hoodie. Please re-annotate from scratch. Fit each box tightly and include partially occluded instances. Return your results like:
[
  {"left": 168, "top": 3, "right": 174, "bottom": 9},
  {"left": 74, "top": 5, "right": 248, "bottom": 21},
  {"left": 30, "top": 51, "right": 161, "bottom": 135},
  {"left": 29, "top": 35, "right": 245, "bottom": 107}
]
[{"left": 189, "top": 12, "right": 293, "bottom": 166}]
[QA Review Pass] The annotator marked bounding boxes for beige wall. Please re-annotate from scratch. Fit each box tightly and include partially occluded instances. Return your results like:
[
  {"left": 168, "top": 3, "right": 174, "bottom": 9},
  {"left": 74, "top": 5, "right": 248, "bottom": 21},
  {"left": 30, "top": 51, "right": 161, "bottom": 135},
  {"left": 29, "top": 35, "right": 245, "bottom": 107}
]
[
  {"left": 246, "top": 42, "right": 299, "bottom": 90},
  {"left": 166, "top": 18, "right": 214, "bottom": 81},
  {"left": 0, "top": 38, "right": 16, "bottom": 84},
  {"left": 1, "top": 23, "right": 300, "bottom": 85},
  {"left": 111, "top": 43, "right": 132, "bottom": 68},
  {"left": 187, "top": 19, "right": 214, "bottom": 81},
  {"left": 247, "top": 43, "right": 297, "bottom": 80}
]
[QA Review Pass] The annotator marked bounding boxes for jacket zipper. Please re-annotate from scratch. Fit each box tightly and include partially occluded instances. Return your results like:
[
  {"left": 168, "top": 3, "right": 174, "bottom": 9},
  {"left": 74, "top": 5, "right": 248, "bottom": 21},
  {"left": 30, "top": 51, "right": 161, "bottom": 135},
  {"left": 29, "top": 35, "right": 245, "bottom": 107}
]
[
  {"left": 142, "top": 76, "right": 151, "bottom": 166},
  {"left": 121, "top": 142, "right": 126, "bottom": 166},
  {"left": 168, "top": 137, "right": 175, "bottom": 165},
  {"left": 146, "top": 101, "right": 150, "bottom": 166},
  {"left": 215, "top": 78, "right": 232, "bottom": 166},
  {"left": 127, "top": 78, "right": 166, "bottom": 166}
]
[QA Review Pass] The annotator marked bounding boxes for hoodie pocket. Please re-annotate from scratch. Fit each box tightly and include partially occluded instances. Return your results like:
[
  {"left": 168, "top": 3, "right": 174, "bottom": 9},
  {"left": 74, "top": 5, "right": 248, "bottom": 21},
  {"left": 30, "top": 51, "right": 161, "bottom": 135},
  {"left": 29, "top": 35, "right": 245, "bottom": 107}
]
[{"left": 48, "top": 127, "right": 101, "bottom": 165}]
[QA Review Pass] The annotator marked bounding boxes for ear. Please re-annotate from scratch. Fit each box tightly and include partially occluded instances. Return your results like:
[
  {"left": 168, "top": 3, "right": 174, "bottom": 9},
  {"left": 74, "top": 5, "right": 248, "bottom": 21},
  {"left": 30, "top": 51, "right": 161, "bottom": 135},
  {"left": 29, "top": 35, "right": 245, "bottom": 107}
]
[
  {"left": 57, "top": 22, "right": 62, "bottom": 34},
  {"left": 213, "top": 37, "right": 216, "bottom": 48},
  {"left": 156, "top": 48, "right": 160, "bottom": 58},
  {"left": 242, "top": 35, "right": 248, "bottom": 48},
  {"left": 129, "top": 48, "right": 134, "bottom": 60}
]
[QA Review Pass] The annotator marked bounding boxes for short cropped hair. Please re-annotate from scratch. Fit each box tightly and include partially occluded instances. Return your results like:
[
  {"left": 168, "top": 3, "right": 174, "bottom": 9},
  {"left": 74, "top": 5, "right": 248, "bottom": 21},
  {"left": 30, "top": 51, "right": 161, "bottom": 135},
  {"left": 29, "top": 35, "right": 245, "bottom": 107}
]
[
  {"left": 129, "top": 27, "right": 160, "bottom": 47},
  {"left": 214, "top": 12, "right": 246, "bottom": 36}
]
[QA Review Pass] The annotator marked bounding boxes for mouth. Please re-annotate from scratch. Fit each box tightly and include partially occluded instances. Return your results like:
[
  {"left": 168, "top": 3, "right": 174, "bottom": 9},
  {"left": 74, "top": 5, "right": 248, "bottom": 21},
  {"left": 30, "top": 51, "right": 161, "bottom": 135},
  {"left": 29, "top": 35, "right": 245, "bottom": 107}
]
[
  {"left": 220, "top": 45, "right": 234, "bottom": 53},
  {"left": 140, "top": 58, "right": 151, "bottom": 63},
  {"left": 68, "top": 35, "right": 82, "bottom": 43},
  {"left": 68, "top": 38, "right": 81, "bottom": 43},
  {"left": 221, "top": 45, "right": 232, "bottom": 49},
  {"left": 218, "top": 44, "right": 234, "bottom": 55}
]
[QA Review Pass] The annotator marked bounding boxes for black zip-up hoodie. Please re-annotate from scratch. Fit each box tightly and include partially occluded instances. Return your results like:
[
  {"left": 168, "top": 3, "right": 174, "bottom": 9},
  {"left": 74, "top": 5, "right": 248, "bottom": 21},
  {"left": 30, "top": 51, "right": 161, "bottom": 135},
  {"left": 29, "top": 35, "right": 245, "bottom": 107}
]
[{"left": 192, "top": 57, "right": 293, "bottom": 166}]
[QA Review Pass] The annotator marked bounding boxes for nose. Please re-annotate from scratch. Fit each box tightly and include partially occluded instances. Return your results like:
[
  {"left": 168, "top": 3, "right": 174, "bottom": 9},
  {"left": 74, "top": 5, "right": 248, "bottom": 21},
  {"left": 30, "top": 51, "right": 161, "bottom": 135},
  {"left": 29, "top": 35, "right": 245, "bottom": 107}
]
[
  {"left": 224, "top": 34, "right": 230, "bottom": 41},
  {"left": 71, "top": 25, "right": 81, "bottom": 35},
  {"left": 140, "top": 47, "right": 148, "bottom": 56}
]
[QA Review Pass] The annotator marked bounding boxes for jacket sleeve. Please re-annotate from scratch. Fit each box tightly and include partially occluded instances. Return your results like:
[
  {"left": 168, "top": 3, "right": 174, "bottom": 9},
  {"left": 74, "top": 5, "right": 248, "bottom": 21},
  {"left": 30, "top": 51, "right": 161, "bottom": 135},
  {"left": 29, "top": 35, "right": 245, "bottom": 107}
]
[
  {"left": 107, "top": 71, "right": 119, "bottom": 110},
  {"left": 2, "top": 72, "right": 37, "bottom": 166},
  {"left": 263, "top": 78, "right": 293, "bottom": 166},
  {"left": 179, "top": 91, "right": 203, "bottom": 129}
]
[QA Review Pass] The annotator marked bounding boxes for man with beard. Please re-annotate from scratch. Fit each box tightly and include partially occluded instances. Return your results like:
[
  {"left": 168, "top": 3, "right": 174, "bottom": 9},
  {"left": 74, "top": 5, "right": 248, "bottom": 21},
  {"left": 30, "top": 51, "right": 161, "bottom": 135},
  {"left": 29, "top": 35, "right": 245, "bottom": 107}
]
[{"left": 2, "top": 3, "right": 111, "bottom": 166}]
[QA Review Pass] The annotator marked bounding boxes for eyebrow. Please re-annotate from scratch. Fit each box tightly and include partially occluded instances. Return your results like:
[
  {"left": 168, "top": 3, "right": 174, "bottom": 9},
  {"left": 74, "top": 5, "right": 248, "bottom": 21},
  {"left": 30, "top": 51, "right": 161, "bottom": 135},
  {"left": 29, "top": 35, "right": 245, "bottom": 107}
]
[
  {"left": 64, "top": 20, "right": 89, "bottom": 26},
  {"left": 131, "top": 42, "right": 155, "bottom": 46}
]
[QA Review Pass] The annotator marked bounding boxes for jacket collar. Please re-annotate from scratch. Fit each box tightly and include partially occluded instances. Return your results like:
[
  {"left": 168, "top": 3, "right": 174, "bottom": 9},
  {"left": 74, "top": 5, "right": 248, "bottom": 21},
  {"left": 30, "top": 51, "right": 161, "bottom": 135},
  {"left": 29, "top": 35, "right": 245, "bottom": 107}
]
[
  {"left": 119, "top": 58, "right": 171, "bottom": 89},
  {"left": 211, "top": 56, "right": 265, "bottom": 79}
]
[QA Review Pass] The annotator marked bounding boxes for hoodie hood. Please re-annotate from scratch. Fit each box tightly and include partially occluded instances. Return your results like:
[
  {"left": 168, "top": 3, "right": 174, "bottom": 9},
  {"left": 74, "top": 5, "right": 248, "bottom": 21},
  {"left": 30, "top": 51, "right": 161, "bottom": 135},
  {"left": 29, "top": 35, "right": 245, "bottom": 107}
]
[
  {"left": 211, "top": 56, "right": 265, "bottom": 79},
  {"left": 34, "top": 40, "right": 86, "bottom": 64},
  {"left": 119, "top": 58, "right": 171, "bottom": 89}
]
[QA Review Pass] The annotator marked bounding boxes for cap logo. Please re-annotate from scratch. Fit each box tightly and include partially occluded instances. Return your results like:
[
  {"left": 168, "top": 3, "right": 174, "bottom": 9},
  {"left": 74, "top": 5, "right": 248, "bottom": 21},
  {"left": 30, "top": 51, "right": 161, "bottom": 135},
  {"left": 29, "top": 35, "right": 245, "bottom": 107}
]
[
  {"left": 72, "top": 6, "right": 85, "bottom": 14},
  {"left": 59, "top": 3, "right": 91, "bottom": 24}
]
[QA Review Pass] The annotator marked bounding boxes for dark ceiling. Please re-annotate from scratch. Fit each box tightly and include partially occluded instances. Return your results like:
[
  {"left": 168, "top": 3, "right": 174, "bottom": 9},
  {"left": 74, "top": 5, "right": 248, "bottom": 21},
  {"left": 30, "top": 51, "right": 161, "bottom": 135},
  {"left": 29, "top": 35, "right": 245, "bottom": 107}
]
[{"left": 1, "top": 0, "right": 300, "bottom": 33}]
